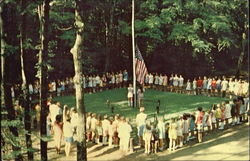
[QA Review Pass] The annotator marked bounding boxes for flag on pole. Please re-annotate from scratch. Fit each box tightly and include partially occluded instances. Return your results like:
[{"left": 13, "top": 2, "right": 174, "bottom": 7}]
[{"left": 135, "top": 44, "right": 148, "bottom": 84}]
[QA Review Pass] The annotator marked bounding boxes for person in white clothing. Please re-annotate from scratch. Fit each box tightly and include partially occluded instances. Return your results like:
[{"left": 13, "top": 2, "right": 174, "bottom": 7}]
[
  {"left": 221, "top": 78, "right": 228, "bottom": 97},
  {"left": 102, "top": 114, "right": 110, "bottom": 145},
  {"left": 157, "top": 117, "right": 165, "bottom": 151},
  {"left": 178, "top": 75, "right": 184, "bottom": 93},
  {"left": 118, "top": 117, "right": 132, "bottom": 153},
  {"left": 136, "top": 107, "right": 147, "bottom": 147},
  {"left": 224, "top": 100, "right": 232, "bottom": 129},
  {"left": 148, "top": 73, "right": 154, "bottom": 88},
  {"left": 127, "top": 84, "right": 134, "bottom": 107},
  {"left": 49, "top": 102, "right": 62, "bottom": 126},
  {"left": 63, "top": 106, "right": 74, "bottom": 157},
  {"left": 90, "top": 113, "right": 97, "bottom": 143}
]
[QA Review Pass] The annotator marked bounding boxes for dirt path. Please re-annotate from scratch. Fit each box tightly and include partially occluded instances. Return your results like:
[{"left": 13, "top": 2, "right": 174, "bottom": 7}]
[{"left": 33, "top": 123, "right": 249, "bottom": 161}]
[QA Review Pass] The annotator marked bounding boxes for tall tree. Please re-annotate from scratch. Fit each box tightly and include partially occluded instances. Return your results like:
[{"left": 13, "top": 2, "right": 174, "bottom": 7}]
[
  {"left": 37, "top": 0, "right": 50, "bottom": 160},
  {"left": 1, "top": 4, "right": 23, "bottom": 161},
  {"left": 19, "top": 0, "right": 33, "bottom": 159},
  {"left": 70, "top": 0, "right": 87, "bottom": 160}
]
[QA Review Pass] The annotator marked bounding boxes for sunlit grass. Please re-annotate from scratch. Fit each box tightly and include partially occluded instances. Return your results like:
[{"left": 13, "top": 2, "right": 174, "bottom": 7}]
[{"left": 54, "top": 88, "right": 225, "bottom": 120}]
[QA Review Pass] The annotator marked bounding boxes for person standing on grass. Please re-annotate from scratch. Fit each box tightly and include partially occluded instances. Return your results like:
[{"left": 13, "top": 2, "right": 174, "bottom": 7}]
[
  {"left": 216, "top": 77, "right": 222, "bottom": 96},
  {"left": 136, "top": 107, "right": 147, "bottom": 148},
  {"left": 188, "top": 113, "right": 196, "bottom": 140},
  {"left": 143, "top": 120, "right": 152, "bottom": 154},
  {"left": 127, "top": 84, "right": 134, "bottom": 107},
  {"left": 52, "top": 115, "right": 63, "bottom": 154},
  {"left": 224, "top": 100, "right": 231, "bottom": 129},
  {"left": 112, "top": 114, "right": 120, "bottom": 147},
  {"left": 178, "top": 75, "right": 184, "bottom": 93},
  {"left": 154, "top": 73, "right": 159, "bottom": 90},
  {"left": 123, "top": 70, "right": 128, "bottom": 87},
  {"left": 119, "top": 71, "right": 123, "bottom": 88},
  {"left": 202, "top": 76, "right": 208, "bottom": 96},
  {"left": 182, "top": 114, "right": 189, "bottom": 144},
  {"left": 192, "top": 78, "right": 197, "bottom": 95},
  {"left": 176, "top": 116, "right": 184, "bottom": 148},
  {"left": 149, "top": 73, "right": 154, "bottom": 88},
  {"left": 86, "top": 112, "right": 92, "bottom": 142},
  {"left": 70, "top": 107, "right": 78, "bottom": 134},
  {"left": 102, "top": 114, "right": 110, "bottom": 146},
  {"left": 63, "top": 107, "right": 74, "bottom": 157},
  {"left": 169, "top": 74, "right": 174, "bottom": 92},
  {"left": 221, "top": 78, "right": 228, "bottom": 97},
  {"left": 137, "top": 87, "right": 144, "bottom": 108},
  {"left": 215, "top": 104, "right": 222, "bottom": 129},
  {"left": 163, "top": 74, "right": 168, "bottom": 91},
  {"left": 145, "top": 74, "right": 149, "bottom": 88},
  {"left": 90, "top": 113, "right": 97, "bottom": 143},
  {"left": 173, "top": 74, "right": 179, "bottom": 93},
  {"left": 195, "top": 107, "right": 204, "bottom": 143},
  {"left": 206, "top": 110, "right": 212, "bottom": 133},
  {"left": 219, "top": 102, "right": 226, "bottom": 130},
  {"left": 96, "top": 115, "right": 103, "bottom": 144},
  {"left": 186, "top": 79, "right": 192, "bottom": 95},
  {"left": 211, "top": 78, "right": 217, "bottom": 97},
  {"left": 151, "top": 123, "right": 159, "bottom": 153},
  {"left": 211, "top": 104, "right": 217, "bottom": 130},
  {"left": 118, "top": 117, "right": 132, "bottom": 154},
  {"left": 207, "top": 77, "right": 212, "bottom": 97},
  {"left": 108, "top": 116, "right": 114, "bottom": 147},
  {"left": 197, "top": 76, "right": 203, "bottom": 95},
  {"left": 157, "top": 117, "right": 165, "bottom": 151},
  {"left": 158, "top": 74, "right": 164, "bottom": 91},
  {"left": 168, "top": 118, "right": 177, "bottom": 151}
]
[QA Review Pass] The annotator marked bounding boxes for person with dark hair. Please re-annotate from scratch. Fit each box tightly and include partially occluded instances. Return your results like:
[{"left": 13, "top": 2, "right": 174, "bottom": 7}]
[
  {"left": 52, "top": 114, "right": 63, "bottom": 154},
  {"left": 231, "top": 99, "right": 237, "bottom": 125},
  {"left": 63, "top": 106, "right": 74, "bottom": 157},
  {"left": 211, "top": 104, "right": 217, "bottom": 130},
  {"left": 195, "top": 107, "right": 204, "bottom": 143}
]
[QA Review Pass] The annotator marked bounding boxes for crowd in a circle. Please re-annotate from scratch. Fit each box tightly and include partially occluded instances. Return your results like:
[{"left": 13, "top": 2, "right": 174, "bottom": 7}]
[
  {"left": 10, "top": 71, "right": 249, "bottom": 101},
  {"left": 34, "top": 94, "right": 249, "bottom": 157},
  {"left": 9, "top": 70, "right": 249, "bottom": 157}
]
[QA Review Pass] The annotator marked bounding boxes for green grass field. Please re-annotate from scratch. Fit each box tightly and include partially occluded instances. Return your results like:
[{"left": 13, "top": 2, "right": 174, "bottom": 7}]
[{"left": 54, "top": 88, "right": 225, "bottom": 121}]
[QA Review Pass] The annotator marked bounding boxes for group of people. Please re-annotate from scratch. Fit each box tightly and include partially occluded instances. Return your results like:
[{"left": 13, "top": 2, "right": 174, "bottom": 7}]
[
  {"left": 143, "top": 74, "right": 249, "bottom": 98},
  {"left": 10, "top": 71, "right": 248, "bottom": 103},
  {"left": 10, "top": 70, "right": 129, "bottom": 100},
  {"left": 44, "top": 94, "right": 249, "bottom": 157}
]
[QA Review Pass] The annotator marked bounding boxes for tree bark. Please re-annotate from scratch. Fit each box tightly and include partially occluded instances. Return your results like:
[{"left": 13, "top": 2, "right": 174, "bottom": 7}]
[
  {"left": 236, "top": 33, "right": 247, "bottom": 78},
  {"left": 1, "top": 5, "right": 23, "bottom": 161},
  {"left": 104, "top": 1, "right": 115, "bottom": 72},
  {"left": 38, "top": 0, "right": 50, "bottom": 160},
  {"left": 20, "top": 0, "right": 33, "bottom": 160},
  {"left": 70, "top": 1, "right": 87, "bottom": 160}
]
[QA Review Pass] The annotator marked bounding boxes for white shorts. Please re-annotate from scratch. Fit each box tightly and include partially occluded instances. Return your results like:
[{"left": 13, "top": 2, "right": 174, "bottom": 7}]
[{"left": 127, "top": 92, "right": 133, "bottom": 98}]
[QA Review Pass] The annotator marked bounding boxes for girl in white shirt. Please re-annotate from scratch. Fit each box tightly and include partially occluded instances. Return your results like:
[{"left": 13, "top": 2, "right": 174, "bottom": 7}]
[{"left": 127, "top": 84, "right": 133, "bottom": 107}]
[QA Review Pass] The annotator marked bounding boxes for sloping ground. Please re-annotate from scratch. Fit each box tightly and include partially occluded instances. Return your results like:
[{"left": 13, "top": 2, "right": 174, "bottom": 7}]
[{"left": 33, "top": 123, "right": 249, "bottom": 161}]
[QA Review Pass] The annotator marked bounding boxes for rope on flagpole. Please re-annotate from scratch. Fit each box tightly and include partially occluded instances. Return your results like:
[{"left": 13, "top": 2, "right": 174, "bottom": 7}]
[{"left": 132, "top": 0, "right": 136, "bottom": 108}]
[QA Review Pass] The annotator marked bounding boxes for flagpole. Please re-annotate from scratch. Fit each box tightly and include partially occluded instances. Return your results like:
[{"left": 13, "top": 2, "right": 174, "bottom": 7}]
[{"left": 132, "top": 0, "right": 136, "bottom": 108}]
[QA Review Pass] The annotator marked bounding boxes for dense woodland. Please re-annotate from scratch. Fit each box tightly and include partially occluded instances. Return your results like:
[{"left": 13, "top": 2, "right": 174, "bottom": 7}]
[
  {"left": 2, "top": 0, "right": 249, "bottom": 83},
  {"left": 0, "top": 0, "right": 249, "bottom": 161}
]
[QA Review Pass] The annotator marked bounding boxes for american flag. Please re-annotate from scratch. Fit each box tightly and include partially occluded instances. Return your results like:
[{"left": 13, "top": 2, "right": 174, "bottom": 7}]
[{"left": 135, "top": 44, "right": 148, "bottom": 84}]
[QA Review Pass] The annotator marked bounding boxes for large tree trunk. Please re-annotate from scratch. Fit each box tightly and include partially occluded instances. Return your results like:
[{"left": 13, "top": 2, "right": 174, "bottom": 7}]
[
  {"left": 70, "top": 1, "right": 87, "bottom": 160},
  {"left": 104, "top": 1, "right": 115, "bottom": 72},
  {"left": 236, "top": 33, "right": 247, "bottom": 78},
  {"left": 20, "top": 0, "right": 33, "bottom": 160},
  {"left": 1, "top": 5, "right": 23, "bottom": 161},
  {"left": 38, "top": 0, "right": 50, "bottom": 160}
]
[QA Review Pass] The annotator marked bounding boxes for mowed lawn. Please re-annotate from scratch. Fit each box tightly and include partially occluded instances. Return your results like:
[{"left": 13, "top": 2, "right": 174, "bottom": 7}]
[{"left": 54, "top": 88, "right": 225, "bottom": 121}]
